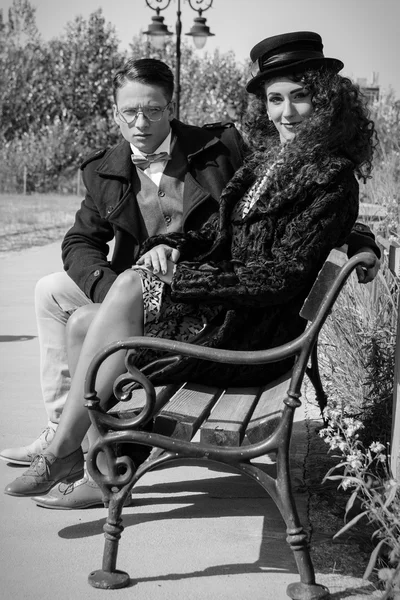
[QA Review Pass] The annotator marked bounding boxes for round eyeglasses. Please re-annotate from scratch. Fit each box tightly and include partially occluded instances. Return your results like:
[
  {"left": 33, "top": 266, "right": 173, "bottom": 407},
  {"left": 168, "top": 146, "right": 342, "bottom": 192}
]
[{"left": 116, "top": 103, "right": 172, "bottom": 124}]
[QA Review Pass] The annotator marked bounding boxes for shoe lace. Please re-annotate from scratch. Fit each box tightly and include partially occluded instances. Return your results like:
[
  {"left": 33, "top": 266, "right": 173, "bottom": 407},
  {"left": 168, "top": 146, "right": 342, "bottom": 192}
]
[
  {"left": 25, "top": 454, "right": 51, "bottom": 477},
  {"left": 58, "top": 475, "right": 87, "bottom": 495},
  {"left": 39, "top": 426, "right": 55, "bottom": 444}
]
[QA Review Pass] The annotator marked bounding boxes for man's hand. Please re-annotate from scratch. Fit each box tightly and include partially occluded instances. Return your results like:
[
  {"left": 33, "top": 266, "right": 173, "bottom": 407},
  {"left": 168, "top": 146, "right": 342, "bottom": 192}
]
[
  {"left": 355, "top": 246, "right": 381, "bottom": 283},
  {"left": 137, "top": 244, "right": 180, "bottom": 279}
]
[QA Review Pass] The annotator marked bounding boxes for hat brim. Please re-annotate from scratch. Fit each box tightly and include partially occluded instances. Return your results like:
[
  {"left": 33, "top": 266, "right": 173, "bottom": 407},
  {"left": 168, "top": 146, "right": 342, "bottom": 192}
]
[{"left": 246, "top": 57, "right": 344, "bottom": 94}]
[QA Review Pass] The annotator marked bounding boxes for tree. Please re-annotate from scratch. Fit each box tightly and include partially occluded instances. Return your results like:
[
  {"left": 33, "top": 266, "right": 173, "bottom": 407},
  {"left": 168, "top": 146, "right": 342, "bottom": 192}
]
[
  {"left": 0, "top": 9, "right": 249, "bottom": 192},
  {"left": 128, "top": 35, "right": 249, "bottom": 127},
  {"left": 0, "top": 5, "right": 124, "bottom": 146},
  {"left": 1, "top": 0, "right": 39, "bottom": 45},
  {"left": 0, "top": 0, "right": 51, "bottom": 140},
  {"left": 48, "top": 9, "right": 124, "bottom": 147},
  {"left": 0, "top": 4, "right": 126, "bottom": 191}
]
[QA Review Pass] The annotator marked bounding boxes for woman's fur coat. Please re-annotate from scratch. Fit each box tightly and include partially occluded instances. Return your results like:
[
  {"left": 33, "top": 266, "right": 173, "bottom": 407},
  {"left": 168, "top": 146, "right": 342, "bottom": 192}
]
[{"left": 140, "top": 154, "right": 359, "bottom": 387}]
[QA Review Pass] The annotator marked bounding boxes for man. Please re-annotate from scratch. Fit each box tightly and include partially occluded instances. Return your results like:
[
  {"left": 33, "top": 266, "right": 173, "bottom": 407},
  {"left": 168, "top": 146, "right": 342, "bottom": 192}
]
[{"left": 0, "top": 57, "right": 379, "bottom": 508}]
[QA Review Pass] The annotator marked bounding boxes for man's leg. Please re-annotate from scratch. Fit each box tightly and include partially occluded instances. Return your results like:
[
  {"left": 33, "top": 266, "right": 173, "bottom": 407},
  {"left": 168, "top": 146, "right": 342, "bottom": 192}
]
[{"left": 0, "top": 271, "right": 91, "bottom": 465}]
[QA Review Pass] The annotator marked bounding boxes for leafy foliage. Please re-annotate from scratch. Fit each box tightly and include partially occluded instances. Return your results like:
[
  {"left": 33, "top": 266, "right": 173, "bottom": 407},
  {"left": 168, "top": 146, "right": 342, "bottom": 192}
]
[
  {"left": 0, "top": 1, "right": 248, "bottom": 193},
  {"left": 46, "top": 9, "right": 123, "bottom": 146},
  {"left": 0, "top": 3, "right": 123, "bottom": 143},
  {"left": 128, "top": 35, "right": 249, "bottom": 126},
  {"left": 321, "top": 411, "right": 400, "bottom": 599},
  {"left": 318, "top": 236, "right": 399, "bottom": 597},
  {"left": 364, "top": 91, "right": 400, "bottom": 238},
  {"left": 0, "top": 122, "right": 88, "bottom": 193}
]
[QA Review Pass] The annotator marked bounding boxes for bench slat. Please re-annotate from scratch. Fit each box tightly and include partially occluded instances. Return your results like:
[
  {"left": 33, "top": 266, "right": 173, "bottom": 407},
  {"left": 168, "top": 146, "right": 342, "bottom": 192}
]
[
  {"left": 200, "top": 387, "right": 261, "bottom": 446},
  {"left": 243, "top": 371, "right": 292, "bottom": 445},
  {"left": 154, "top": 383, "right": 223, "bottom": 440}
]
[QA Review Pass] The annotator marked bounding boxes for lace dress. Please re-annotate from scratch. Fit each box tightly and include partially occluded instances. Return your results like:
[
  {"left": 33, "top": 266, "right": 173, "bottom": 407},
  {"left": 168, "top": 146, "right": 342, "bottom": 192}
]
[{"left": 129, "top": 265, "right": 221, "bottom": 368}]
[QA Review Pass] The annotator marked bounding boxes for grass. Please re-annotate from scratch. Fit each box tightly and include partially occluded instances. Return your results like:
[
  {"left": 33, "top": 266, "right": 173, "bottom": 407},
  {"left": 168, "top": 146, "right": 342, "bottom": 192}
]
[
  {"left": 0, "top": 193, "right": 82, "bottom": 252},
  {"left": 313, "top": 253, "right": 399, "bottom": 596},
  {"left": 318, "top": 246, "right": 397, "bottom": 444}
]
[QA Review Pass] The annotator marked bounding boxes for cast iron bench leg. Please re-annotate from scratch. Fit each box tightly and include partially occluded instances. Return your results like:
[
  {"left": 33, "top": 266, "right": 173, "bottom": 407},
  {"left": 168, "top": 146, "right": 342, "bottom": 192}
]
[{"left": 88, "top": 494, "right": 130, "bottom": 589}]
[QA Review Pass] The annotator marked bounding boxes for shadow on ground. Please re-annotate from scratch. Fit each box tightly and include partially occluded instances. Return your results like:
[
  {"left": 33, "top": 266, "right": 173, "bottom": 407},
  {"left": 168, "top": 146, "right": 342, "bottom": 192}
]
[{"left": 0, "top": 335, "right": 36, "bottom": 342}]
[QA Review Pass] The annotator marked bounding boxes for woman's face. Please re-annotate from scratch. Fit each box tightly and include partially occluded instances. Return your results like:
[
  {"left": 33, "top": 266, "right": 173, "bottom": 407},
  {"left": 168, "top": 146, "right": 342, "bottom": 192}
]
[{"left": 264, "top": 77, "right": 313, "bottom": 144}]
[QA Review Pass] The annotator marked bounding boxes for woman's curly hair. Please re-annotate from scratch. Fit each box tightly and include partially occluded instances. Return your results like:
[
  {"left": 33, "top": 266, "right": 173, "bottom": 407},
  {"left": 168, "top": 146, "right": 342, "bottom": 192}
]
[{"left": 241, "top": 67, "right": 377, "bottom": 191}]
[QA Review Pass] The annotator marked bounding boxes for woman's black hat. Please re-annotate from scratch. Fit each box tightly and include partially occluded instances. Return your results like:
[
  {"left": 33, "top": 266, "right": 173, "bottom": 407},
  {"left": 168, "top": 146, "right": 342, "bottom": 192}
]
[{"left": 246, "top": 31, "right": 344, "bottom": 94}]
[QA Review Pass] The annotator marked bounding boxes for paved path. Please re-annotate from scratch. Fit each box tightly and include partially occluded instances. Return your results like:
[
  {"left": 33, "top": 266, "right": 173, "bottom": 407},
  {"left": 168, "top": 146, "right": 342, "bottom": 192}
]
[{"left": 0, "top": 242, "right": 380, "bottom": 600}]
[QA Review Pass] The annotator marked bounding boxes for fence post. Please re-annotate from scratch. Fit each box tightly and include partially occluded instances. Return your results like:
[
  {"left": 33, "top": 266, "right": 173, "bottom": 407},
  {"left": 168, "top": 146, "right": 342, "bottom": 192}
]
[
  {"left": 392, "top": 309, "right": 400, "bottom": 479},
  {"left": 23, "top": 166, "right": 27, "bottom": 195},
  {"left": 76, "top": 168, "right": 81, "bottom": 197},
  {"left": 377, "top": 236, "right": 400, "bottom": 479}
]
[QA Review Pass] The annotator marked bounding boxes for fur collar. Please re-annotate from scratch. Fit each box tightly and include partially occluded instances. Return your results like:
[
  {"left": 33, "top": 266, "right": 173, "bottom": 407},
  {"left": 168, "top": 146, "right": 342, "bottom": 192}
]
[{"left": 218, "top": 152, "right": 354, "bottom": 226}]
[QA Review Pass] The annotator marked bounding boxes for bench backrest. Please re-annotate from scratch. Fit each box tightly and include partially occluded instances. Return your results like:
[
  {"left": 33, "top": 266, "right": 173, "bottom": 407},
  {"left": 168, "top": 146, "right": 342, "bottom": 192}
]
[{"left": 300, "top": 247, "right": 348, "bottom": 322}]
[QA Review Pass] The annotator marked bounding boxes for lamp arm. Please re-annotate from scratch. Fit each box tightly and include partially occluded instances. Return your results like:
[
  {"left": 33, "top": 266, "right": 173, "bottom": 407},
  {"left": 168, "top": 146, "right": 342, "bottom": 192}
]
[
  {"left": 188, "top": 0, "right": 213, "bottom": 13},
  {"left": 174, "top": 0, "right": 182, "bottom": 120},
  {"left": 145, "top": 0, "right": 172, "bottom": 11}
]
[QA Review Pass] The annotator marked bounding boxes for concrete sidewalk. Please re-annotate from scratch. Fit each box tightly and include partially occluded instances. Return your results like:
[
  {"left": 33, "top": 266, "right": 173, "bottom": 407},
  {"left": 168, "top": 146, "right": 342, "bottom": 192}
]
[{"left": 0, "top": 242, "right": 380, "bottom": 600}]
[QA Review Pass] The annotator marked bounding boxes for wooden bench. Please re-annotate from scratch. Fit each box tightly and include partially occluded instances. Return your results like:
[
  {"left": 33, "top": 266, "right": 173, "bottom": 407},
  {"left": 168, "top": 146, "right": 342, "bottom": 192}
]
[{"left": 84, "top": 249, "right": 377, "bottom": 600}]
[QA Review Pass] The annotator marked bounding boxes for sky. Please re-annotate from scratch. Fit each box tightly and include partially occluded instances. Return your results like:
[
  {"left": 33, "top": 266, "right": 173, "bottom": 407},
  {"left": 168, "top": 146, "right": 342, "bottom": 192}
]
[{"left": 1, "top": 0, "right": 399, "bottom": 98}]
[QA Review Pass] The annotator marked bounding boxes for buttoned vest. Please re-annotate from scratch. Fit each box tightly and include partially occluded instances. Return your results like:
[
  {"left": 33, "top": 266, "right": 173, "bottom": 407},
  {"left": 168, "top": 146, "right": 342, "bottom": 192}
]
[{"left": 133, "top": 138, "right": 187, "bottom": 238}]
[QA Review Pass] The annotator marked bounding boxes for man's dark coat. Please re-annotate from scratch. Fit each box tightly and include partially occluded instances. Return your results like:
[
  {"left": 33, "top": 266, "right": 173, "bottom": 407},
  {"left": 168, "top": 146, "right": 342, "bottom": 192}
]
[{"left": 62, "top": 119, "right": 245, "bottom": 303}]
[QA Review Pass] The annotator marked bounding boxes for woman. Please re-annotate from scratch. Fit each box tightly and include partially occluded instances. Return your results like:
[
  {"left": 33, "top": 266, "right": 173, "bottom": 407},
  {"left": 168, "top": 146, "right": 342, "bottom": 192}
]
[{"left": 5, "top": 31, "right": 376, "bottom": 497}]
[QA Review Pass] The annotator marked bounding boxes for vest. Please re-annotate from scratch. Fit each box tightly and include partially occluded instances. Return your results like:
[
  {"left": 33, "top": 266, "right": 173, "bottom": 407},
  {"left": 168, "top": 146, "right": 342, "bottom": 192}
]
[{"left": 133, "top": 138, "right": 187, "bottom": 239}]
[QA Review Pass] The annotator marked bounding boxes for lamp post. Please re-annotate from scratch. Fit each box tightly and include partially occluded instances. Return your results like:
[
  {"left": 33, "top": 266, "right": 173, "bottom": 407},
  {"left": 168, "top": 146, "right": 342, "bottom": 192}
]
[{"left": 144, "top": 0, "right": 214, "bottom": 119}]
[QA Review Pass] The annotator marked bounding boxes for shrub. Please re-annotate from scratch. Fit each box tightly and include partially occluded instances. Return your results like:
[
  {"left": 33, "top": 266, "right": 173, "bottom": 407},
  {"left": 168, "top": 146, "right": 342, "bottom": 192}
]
[
  {"left": 0, "top": 117, "right": 120, "bottom": 193},
  {"left": 318, "top": 241, "right": 399, "bottom": 597},
  {"left": 320, "top": 411, "right": 400, "bottom": 599}
]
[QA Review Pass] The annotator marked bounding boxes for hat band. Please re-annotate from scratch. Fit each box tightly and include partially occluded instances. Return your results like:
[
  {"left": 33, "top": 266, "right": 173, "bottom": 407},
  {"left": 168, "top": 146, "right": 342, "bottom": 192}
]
[{"left": 250, "top": 49, "right": 325, "bottom": 78}]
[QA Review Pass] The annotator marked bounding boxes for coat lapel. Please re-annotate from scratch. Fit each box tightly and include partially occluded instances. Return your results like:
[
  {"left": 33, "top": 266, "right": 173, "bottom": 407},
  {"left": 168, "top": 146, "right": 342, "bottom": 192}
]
[
  {"left": 94, "top": 141, "right": 144, "bottom": 241},
  {"left": 171, "top": 119, "right": 234, "bottom": 222}
]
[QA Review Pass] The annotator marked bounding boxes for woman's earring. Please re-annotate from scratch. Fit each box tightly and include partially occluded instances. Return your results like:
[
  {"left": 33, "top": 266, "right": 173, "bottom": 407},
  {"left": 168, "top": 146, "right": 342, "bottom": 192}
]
[{"left": 267, "top": 114, "right": 272, "bottom": 121}]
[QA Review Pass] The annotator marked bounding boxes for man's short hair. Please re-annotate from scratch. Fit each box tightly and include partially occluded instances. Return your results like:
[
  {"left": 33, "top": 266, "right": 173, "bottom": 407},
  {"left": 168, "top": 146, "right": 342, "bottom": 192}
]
[{"left": 113, "top": 58, "right": 174, "bottom": 103}]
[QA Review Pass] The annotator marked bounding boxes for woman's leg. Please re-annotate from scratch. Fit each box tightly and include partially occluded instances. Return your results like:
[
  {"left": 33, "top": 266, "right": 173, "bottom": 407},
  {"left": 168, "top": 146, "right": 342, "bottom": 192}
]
[
  {"left": 47, "top": 270, "right": 144, "bottom": 457},
  {"left": 4, "top": 270, "right": 146, "bottom": 496},
  {"left": 67, "top": 303, "right": 101, "bottom": 377},
  {"left": 66, "top": 303, "right": 102, "bottom": 459},
  {"left": 31, "top": 272, "right": 143, "bottom": 458},
  {"left": 66, "top": 303, "right": 117, "bottom": 475}
]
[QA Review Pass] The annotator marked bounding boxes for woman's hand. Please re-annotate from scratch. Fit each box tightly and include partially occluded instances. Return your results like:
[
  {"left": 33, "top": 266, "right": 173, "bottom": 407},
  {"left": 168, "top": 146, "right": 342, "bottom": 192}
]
[
  {"left": 355, "top": 246, "right": 381, "bottom": 283},
  {"left": 137, "top": 244, "right": 180, "bottom": 277}
]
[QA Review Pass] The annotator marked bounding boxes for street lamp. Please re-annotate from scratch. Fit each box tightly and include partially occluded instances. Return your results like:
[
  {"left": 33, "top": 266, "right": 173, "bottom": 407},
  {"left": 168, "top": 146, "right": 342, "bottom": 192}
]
[{"left": 144, "top": 0, "right": 215, "bottom": 119}]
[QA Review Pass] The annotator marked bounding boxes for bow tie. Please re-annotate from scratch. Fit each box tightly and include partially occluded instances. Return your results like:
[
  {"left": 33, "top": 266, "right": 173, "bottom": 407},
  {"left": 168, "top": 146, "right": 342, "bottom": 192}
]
[{"left": 131, "top": 151, "right": 171, "bottom": 170}]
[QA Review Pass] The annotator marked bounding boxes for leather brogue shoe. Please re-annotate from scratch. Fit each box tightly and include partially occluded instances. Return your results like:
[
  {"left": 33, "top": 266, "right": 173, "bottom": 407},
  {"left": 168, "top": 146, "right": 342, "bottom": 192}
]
[
  {"left": 0, "top": 423, "right": 57, "bottom": 466},
  {"left": 32, "top": 475, "right": 134, "bottom": 509},
  {"left": 4, "top": 448, "right": 84, "bottom": 497}
]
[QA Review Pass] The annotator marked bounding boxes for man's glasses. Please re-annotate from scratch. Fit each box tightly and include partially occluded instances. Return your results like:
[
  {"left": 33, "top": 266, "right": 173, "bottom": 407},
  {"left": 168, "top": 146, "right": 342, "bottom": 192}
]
[{"left": 116, "top": 103, "right": 171, "bottom": 124}]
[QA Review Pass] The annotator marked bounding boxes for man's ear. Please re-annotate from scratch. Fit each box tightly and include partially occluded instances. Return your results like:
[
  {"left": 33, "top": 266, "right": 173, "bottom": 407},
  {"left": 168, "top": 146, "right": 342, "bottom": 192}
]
[
  {"left": 112, "top": 104, "right": 119, "bottom": 126},
  {"left": 168, "top": 100, "right": 176, "bottom": 120}
]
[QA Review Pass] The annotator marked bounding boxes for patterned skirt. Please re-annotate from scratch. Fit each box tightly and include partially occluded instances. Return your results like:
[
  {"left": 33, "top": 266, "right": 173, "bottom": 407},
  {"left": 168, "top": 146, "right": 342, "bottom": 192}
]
[{"left": 130, "top": 266, "right": 222, "bottom": 369}]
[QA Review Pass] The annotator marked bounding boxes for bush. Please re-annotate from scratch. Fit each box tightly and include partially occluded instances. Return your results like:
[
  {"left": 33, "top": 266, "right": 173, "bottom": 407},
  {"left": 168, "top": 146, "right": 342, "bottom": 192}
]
[
  {"left": 0, "top": 117, "right": 120, "bottom": 194},
  {"left": 321, "top": 412, "right": 400, "bottom": 599},
  {"left": 318, "top": 241, "right": 399, "bottom": 597},
  {"left": 365, "top": 91, "right": 400, "bottom": 238},
  {"left": 319, "top": 251, "right": 397, "bottom": 449}
]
